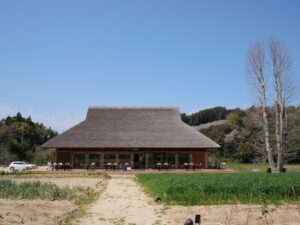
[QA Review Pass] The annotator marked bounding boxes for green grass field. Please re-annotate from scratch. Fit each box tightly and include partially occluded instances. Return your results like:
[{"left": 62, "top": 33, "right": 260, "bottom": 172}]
[{"left": 137, "top": 173, "right": 300, "bottom": 205}]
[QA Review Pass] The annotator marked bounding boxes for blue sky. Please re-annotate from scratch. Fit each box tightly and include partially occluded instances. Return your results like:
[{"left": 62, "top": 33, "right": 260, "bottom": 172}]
[{"left": 0, "top": 0, "right": 299, "bottom": 132}]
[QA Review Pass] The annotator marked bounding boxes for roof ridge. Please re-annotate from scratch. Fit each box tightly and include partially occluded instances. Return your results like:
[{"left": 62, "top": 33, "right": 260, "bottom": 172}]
[{"left": 88, "top": 106, "right": 180, "bottom": 110}]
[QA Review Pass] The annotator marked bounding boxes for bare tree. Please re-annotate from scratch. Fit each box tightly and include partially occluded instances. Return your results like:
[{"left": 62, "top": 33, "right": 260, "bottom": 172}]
[
  {"left": 247, "top": 42, "right": 276, "bottom": 171},
  {"left": 269, "top": 38, "right": 294, "bottom": 172},
  {"left": 247, "top": 38, "right": 296, "bottom": 173}
]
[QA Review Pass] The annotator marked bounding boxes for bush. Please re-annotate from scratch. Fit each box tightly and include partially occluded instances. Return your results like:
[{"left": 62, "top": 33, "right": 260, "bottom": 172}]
[{"left": 35, "top": 152, "right": 54, "bottom": 166}]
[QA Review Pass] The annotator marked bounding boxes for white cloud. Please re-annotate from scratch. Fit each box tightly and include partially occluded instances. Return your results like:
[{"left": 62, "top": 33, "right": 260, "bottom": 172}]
[{"left": 0, "top": 104, "right": 83, "bottom": 133}]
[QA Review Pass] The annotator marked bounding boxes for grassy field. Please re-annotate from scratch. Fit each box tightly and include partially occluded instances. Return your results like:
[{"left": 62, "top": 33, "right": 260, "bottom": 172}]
[
  {"left": 137, "top": 173, "right": 300, "bottom": 205},
  {"left": 0, "top": 179, "right": 88, "bottom": 200}
]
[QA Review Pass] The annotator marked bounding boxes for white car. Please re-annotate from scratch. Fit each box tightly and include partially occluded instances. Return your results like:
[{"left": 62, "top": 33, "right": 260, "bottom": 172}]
[
  {"left": 8, "top": 161, "right": 31, "bottom": 171},
  {"left": 24, "top": 161, "right": 36, "bottom": 169}
]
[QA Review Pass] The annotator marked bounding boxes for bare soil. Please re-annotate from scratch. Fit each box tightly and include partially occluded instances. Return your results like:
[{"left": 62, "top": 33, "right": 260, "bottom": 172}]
[
  {"left": 0, "top": 176, "right": 103, "bottom": 225},
  {"left": 165, "top": 204, "right": 300, "bottom": 225},
  {"left": 0, "top": 199, "right": 77, "bottom": 225}
]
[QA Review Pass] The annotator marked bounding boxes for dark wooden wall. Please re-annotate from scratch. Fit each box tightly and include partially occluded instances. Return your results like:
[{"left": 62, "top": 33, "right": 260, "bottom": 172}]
[{"left": 56, "top": 148, "right": 209, "bottom": 168}]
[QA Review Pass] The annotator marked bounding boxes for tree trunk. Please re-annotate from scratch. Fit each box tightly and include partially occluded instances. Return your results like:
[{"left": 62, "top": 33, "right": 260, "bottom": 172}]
[
  {"left": 258, "top": 65, "right": 276, "bottom": 171},
  {"left": 275, "top": 101, "right": 284, "bottom": 172},
  {"left": 271, "top": 39, "right": 288, "bottom": 173},
  {"left": 260, "top": 83, "right": 276, "bottom": 172}
]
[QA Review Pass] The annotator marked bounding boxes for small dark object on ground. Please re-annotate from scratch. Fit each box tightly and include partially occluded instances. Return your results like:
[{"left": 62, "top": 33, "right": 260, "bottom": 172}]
[
  {"left": 155, "top": 196, "right": 161, "bottom": 202},
  {"left": 184, "top": 218, "right": 193, "bottom": 225},
  {"left": 195, "top": 214, "right": 201, "bottom": 224},
  {"left": 267, "top": 167, "right": 287, "bottom": 173}
]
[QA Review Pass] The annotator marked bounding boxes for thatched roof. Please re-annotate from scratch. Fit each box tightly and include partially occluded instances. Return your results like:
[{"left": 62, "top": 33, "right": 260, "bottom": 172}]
[{"left": 42, "top": 107, "right": 220, "bottom": 149}]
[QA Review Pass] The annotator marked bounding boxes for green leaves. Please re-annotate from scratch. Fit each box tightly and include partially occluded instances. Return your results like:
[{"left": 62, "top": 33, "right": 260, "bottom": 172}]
[{"left": 0, "top": 113, "right": 58, "bottom": 163}]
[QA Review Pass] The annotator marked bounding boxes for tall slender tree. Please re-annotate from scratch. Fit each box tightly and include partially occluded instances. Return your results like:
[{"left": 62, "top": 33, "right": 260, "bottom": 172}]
[
  {"left": 247, "top": 42, "right": 276, "bottom": 172},
  {"left": 269, "top": 38, "right": 294, "bottom": 172},
  {"left": 247, "top": 38, "right": 296, "bottom": 173}
]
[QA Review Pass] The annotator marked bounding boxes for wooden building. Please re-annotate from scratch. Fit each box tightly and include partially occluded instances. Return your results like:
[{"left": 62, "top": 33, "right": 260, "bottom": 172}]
[{"left": 42, "top": 107, "right": 219, "bottom": 169}]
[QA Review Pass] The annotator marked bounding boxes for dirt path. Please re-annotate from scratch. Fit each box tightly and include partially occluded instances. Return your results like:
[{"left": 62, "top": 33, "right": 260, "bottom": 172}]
[{"left": 76, "top": 175, "right": 167, "bottom": 225}]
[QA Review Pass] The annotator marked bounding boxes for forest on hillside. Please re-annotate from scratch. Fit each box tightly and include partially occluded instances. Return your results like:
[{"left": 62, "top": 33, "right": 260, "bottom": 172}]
[
  {"left": 0, "top": 113, "right": 57, "bottom": 165},
  {"left": 198, "top": 106, "right": 300, "bottom": 164},
  {"left": 181, "top": 107, "right": 234, "bottom": 125}
]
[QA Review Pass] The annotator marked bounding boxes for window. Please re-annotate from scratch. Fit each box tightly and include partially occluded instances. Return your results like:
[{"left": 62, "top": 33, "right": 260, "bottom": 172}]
[
  {"left": 73, "top": 153, "right": 86, "bottom": 168},
  {"left": 104, "top": 154, "right": 116, "bottom": 163},
  {"left": 178, "top": 153, "right": 190, "bottom": 165},
  {"left": 119, "top": 154, "right": 131, "bottom": 164},
  {"left": 153, "top": 153, "right": 164, "bottom": 163},
  {"left": 147, "top": 153, "right": 169, "bottom": 168},
  {"left": 166, "top": 153, "right": 176, "bottom": 166},
  {"left": 89, "top": 154, "right": 101, "bottom": 167},
  {"left": 147, "top": 153, "right": 154, "bottom": 168}
]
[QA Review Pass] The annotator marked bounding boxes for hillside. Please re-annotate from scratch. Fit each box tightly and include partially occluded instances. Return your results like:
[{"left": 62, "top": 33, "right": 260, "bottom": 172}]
[
  {"left": 0, "top": 113, "right": 57, "bottom": 165},
  {"left": 198, "top": 106, "right": 300, "bottom": 163},
  {"left": 191, "top": 120, "right": 227, "bottom": 130},
  {"left": 181, "top": 106, "right": 233, "bottom": 125}
]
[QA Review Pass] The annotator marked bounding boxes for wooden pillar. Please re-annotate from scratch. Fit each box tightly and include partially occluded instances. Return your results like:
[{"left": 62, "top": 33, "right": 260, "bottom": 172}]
[
  {"left": 130, "top": 152, "right": 134, "bottom": 166},
  {"left": 100, "top": 152, "right": 104, "bottom": 168},
  {"left": 70, "top": 151, "right": 74, "bottom": 165},
  {"left": 116, "top": 153, "right": 119, "bottom": 163},
  {"left": 145, "top": 153, "right": 149, "bottom": 169},
  {"left": 175, "top": 153, "right": 179, "bottom": 168},
  {"left": 55, "top": 149, "right": 58, "bottom": 163},
  {"left": 204, "top": 149, "right": 208, "bottom": 169},
  {"left": 85, "top": 152, "right": 89, "bottom": 164}
]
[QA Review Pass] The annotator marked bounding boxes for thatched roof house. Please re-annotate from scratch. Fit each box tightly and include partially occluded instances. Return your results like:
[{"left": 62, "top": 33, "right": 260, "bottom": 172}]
[{"left": 43, "top": 107, "right": 219, "bottom": 169}]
